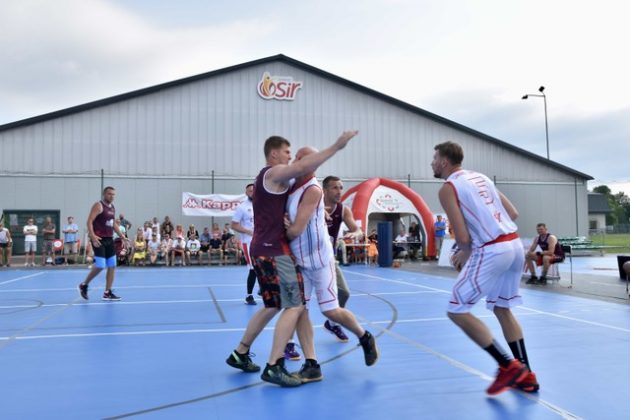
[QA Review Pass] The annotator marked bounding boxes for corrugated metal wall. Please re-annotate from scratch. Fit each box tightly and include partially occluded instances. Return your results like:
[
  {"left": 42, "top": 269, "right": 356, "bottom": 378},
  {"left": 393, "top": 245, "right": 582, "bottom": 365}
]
[{"left": 0, "top": 60, "right": 588, "bottom": 238}]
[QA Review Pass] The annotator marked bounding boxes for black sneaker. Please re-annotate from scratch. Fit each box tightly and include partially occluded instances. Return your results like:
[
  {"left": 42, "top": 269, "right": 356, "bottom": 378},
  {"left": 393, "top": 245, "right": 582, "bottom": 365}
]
[
  {"left": 226, "top": 350, "right": 260, "bottom": 373},
  {"left": 291, "top": 360, "right": 323, "bottom": 383},
  {"left": 525, "top": 276, "right": 538, "bottom": 285},
  {"left": 261, "top": 359, "right": 302, "bottom": 387},
  {"left": 78, "top": 283, "right": 89, "bottom": 300},
  {"left": 359, "top": 331, "right": 379, "bottom": 366},
  {"left": 245, "top": 295, "right": 257, "bottom": 305},
  {"left": 537, "top": 276, "right": 548, "bottom": 285},
  {"left": 102, "top": 290, "right": 121, "bottom": 301}
]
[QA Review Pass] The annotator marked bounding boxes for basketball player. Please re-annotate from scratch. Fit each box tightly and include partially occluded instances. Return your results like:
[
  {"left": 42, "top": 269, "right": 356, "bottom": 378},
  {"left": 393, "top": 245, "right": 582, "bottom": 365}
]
[
  {"left": 78, "top": 186, "right": 126, "bottom": 301},
  {"left": 285, "top": 148, "right": 379, "bottom": 382},
  {"left": 432, "top": 141, "right": 539, "bottom": 395},
  {"left": 321, "top": 175, "right": 364, "bottom": 342},
  {"left": 225, "top": 131, "right": 359, "bottom": 387},
  {"left": 231, "top": 183, "right": 257, "bottom": 305}
]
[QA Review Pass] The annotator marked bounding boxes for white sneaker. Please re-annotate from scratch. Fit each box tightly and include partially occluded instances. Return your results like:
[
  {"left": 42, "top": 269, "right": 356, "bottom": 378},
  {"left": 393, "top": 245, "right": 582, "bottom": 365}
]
[{"left": 24, "top": 262, "right": 29, "bottom": 267}]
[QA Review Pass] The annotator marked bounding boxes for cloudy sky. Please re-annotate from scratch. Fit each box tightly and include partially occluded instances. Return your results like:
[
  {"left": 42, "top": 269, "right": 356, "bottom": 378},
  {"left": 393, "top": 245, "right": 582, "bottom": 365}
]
[{"left": 2, "top": 0, "right": 629, "bottom": 193}]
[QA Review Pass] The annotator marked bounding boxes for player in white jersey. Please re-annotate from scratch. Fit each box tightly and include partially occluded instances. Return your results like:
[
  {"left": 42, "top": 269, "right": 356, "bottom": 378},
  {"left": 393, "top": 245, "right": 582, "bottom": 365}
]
[
  {"left": 284, "top": 147, "right": 379, "bottom": 382},
  {"left": 432, "top": 141, "right": 539, "bottom": 395},
  {"left": 231, "top": 183, "right": 258, "bottom": 305}
]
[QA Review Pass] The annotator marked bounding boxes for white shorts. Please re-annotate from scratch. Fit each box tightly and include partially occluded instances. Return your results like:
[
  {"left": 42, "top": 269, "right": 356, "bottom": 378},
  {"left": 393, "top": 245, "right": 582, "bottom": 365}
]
[
  {"left": 448, "top": 238, "right": 524, "bottom": 313},
  {"left": 302, "top": 260, "right": 339, "bottom": 313}
]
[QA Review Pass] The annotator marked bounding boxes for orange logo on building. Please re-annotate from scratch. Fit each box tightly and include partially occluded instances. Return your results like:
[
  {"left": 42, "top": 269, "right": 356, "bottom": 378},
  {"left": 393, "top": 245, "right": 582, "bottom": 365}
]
[{"left": 257, "top": 72, "right": 303, "bottom": 101}]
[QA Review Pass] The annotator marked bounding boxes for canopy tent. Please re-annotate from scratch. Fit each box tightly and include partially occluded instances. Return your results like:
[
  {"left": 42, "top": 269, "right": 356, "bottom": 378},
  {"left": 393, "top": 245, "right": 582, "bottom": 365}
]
[{"left": 341, "top": 178, "right": 437, "bottom": 258}]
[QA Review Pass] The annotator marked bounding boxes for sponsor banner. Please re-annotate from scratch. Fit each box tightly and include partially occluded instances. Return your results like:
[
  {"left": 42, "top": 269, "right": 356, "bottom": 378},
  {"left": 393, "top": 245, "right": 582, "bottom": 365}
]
[
  {"left": 257, "top": 72, "right": 303, "bottom": 101},
  {"left": 182, "top": 192, "right": 246, "bottom": 217}
]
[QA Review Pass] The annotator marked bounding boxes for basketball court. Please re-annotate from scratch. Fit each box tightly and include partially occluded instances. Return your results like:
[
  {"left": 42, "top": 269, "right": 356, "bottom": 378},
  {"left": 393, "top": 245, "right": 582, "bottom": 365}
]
[{"left": 1, "top": 264, "right": 628, "bottom": 419}]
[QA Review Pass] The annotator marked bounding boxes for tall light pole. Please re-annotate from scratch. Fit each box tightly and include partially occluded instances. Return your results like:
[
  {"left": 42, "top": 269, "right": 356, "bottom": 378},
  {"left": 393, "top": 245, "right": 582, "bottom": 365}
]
[{"left": 522, "top": 86, "right": 549, "bottom": 159}]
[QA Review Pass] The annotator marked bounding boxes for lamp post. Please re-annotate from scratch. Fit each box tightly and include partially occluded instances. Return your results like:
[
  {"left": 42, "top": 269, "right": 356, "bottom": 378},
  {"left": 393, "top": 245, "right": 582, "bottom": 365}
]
[{"left": 522, "top": 86, "right": 549, "bottom": 159}]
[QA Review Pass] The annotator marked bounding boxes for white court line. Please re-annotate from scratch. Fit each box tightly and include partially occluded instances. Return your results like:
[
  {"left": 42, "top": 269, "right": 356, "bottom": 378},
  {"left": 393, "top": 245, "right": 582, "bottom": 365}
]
[
  {"left": 588, "top": 281, "right": 620, "bottom": 288},
  {"left": 0, "top": 284, "right": 244, "bottom": 293},
  {"left": 346, "top": 270, "right": 630, "bottom": 334},
  {"left": 0, "top": 291, "right": 439, "bottom": 310},
  {"left": 0, "top": 272, "right": 46, "bottom": 286}
]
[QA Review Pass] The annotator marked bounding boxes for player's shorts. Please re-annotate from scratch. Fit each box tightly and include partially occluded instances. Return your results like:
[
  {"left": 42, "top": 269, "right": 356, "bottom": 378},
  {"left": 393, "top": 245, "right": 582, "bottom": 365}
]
[
  {"left": 536, "top": 254, "right": 564, "bottom": 265},
  {"left": 24, "top": 241, "right": 37, "bottom": 253},
  {"left": 241, "top": 242, "right": 253, "bottom": 269},
  {"left": 303, "top": 260, "right": 339, "bottom": 312},
  {"left": 448, "top": 236, "right": 524, "bottom": 314},
  {"left": 94, "top": 237, "right": 116, "bottom": 269},
  {"left": 252, "top": 254, "right": 304, "bottom": 309}
]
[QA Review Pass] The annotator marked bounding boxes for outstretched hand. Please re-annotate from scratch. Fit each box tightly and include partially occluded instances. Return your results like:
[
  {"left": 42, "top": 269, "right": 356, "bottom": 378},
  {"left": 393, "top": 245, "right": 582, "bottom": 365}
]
[{"left": 334, "top": 130, "right": 359, "bottom": 150}]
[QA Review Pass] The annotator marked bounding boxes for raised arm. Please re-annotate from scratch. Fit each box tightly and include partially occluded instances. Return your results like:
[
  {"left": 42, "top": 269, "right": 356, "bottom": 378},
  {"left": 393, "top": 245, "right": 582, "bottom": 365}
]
[
  {"left": 268, "top": 131, "right": 358, "bottom": 184},
  {"left": 285, "top": 187, "right": 322, "bottom": 241}
]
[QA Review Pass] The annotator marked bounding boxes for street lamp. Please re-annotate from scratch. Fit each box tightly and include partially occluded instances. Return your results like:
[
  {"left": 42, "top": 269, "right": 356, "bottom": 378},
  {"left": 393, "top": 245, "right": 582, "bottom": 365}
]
[{"left": 522, "top": 86, "right": 549, "bottom": 159}]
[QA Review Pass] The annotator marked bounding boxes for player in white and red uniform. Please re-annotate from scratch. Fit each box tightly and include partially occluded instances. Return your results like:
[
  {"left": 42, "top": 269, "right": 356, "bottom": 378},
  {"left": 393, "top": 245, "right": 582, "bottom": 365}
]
[
  {"left": 432, "top": 141, "right": 539, "bottom": 395},
  {"left": 284, "top": 147, "right": 379, "bottom": 381},
  {"left": 231, "top": 183, "right": 257, "bottom": 305}
]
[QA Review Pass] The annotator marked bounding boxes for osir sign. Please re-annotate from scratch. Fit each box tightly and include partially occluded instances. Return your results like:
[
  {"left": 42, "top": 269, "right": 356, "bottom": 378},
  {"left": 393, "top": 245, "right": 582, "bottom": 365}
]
[{"left": 257, "top": 72, "right": 303, "bottom": 101}]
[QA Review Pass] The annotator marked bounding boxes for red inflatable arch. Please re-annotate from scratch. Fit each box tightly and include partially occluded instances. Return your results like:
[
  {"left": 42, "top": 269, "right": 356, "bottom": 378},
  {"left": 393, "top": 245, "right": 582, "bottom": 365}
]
[{"left": 341, "top": 178, "right": 436, "bottom": 258}]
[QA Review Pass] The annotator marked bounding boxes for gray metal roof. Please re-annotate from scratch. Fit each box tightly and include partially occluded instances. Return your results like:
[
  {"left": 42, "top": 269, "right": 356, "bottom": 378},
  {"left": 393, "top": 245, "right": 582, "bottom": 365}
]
[
  {"left": 588, "top": 193, "right": 613, "bottom": 213},
  {"left": 0, "top": 54, "right": 592, "bottom": 180}
]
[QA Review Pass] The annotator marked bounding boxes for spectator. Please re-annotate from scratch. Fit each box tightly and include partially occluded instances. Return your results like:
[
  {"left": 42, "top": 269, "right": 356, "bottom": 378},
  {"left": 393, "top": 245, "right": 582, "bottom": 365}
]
[
  {"left": 161, "top": 233, "right": 173, "bottom": 266},
  {"left": 393, "top": 229, "right": 408, "bottom": 259},
  {"left": 151, "top": 226, "right": 161, "bottom": 242},
  {"left": 222, "top": 223, "right": 234, "bottom": 242},
  {"left": 119, "top": 213, "right": 132, "bottom": 232},
  {"left": 62, "top": 216, "right": 79, "bottom": 264},
  {"left": 211, "top": 222, "right": 221, "bottom": 236},
  {"left": 23, "top": 218, "right": 38, "bottom": 267},
  {"left": 199, "top": 227, "right": 211, "bottom": 265},
  {"left": 113, "top": 219, "right": 126, "bottom": 240},
  {"left": 0, "top": 221, "right": 13, "bottom": 267},
  {"left": 367, "top": 228, "right": 378, "bottom": 242},
  {"left": 147, "top": 233, "right": 161, "bottom": 265},
  {"left": 173, "top": 224, "right": 185, "bottom": 240},
  {"left": 208, "top": 231, "right": 224, "bottom": 264},
  {"left": 152, "top": 216, "right": 160, "bottom": 234},
  {"left": 171, "top": 235, "right": 186, "bottom": 266},
  {"left": 223, "top": 234, "right": 241, "bottom": 264},
  {"left": 41, "top": 216, "right": 57, "bottom": 265},
  {"left": 367, "top": 239, "right": 378, "bottom": 265},
  {"left": 186, "top": 234, "right": 202, "bottom": 265},
  {"left": 143, "top": 222, "right": 152, "bottom": 243},
  {"left": 161, "top": 216, "right": 174, "bottom": 238},
  {"left": 434, "top": 215, "right": 447, "bottom": 257},
  {"left": 525, "top": 223, "right": 565, "bottom": 285},
  {"left": 187, "top": 224, "right": 199, "bottom": 240},
  {"left": 132, "top": 230, "right": 147, "bottom": 266}
]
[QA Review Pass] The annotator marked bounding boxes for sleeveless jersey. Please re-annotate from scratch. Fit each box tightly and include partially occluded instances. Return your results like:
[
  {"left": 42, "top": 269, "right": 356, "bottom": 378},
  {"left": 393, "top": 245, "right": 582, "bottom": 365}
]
[
  {"left": 232, "top": 199, "right": 254, "bottom": 244},
  {"left": 446, "top": 170, "right": 517, "bottom": 247},
  {"left": 250, "top": 166, "right": 290, "bottom": 257},
  {"left": 327, "top": 202, "right": 344, "bottom": 247},
  {"left": 537, "top": 233, "right": 565, "bottom": 257},
  {"left": 287, "top": 177, "right": 334, "bottom": 269},
  {"left": 93, "top": 200, "right": 115, "bottom": 238}
]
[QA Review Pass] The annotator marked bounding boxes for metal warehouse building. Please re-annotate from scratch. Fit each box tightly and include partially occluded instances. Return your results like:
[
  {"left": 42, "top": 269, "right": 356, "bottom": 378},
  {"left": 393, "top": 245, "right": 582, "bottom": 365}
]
[{"left": 0, "top": 54, "right": 592, "bottom": 251}]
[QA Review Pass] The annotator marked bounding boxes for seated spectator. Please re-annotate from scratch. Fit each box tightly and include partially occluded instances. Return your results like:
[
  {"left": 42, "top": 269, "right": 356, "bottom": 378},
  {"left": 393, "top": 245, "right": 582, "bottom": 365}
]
[
  {"left": 147, "top": 234, "right": 161, "bottom": 265},
  {"left": 525, "top": 223, "right": 565, "bottom": 285},
  {"left": 170, "top": 236, "right": 187, "bottom": 266},
  {"left": 187, "top": 224, "right": 199, "bottom": 241},
  {"left": 132, "top": 231, "right": 147, "bottom": 266},
  {"left": 161, "top": 234, "right": 173, "bottom": 266},
  {"left": 221, "top": 223, "right": 234, "bottom": 242},
  {"left": 161, "top": 216, "right": 174, "bottom": 238},
  {"left": 367, "top": 228, "right": 378, "bottom": 242},
  {"left": 113, "top": 219, "right": 127, "bottom": 240},
  {"left": 223, "top": 234, "right": 241, "bottom": 264},
  {"left": 393, "top": 229, "right": 408, "bottom": 259},
  {"left": 407, "top": 221, "right": 422, "bottom": 260},
  {"left": 186, "top": 234, "right": 202, "bottom": 265},
  {"left": 143, "top": 222, "right": 152, "bottom": 243},
  {"left": 208, "top": 232, "right": 224, "bottom": 264},
  {"left": 351, "top": 235, "right": 366, "bottom": 264},
  {"left": 211, "top": 222, "right": 221, "bottom": 237},
  {"left": 152, "top": 216, "right": 160, "bottom": 234},
  {"left": 199, "top": 227, "right": 211, "bottom": 265},
  {"left": 173, "top": 224, "right": 185, "bottom": 240},
  {"left": 151, "top": 226, "right": 161, "bottom": 242}
]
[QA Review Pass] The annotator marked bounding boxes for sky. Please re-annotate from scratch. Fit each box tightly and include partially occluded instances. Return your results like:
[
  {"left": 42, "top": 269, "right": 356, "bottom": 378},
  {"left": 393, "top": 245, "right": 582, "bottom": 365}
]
[{"left": 2, "top": 0, "right": 629, "bottom": 194}]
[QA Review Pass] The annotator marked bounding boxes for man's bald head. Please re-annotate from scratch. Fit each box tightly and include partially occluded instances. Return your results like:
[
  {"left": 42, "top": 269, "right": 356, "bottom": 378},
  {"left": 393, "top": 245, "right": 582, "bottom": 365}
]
[{"left": 295, "top": 146, "right": 318, "bottom": 160}]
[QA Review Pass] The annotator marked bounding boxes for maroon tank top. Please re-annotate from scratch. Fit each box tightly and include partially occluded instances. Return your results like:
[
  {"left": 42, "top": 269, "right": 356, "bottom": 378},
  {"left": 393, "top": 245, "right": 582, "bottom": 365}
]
[
  {"left": 93, "top": 200, "right": 115, "bottom": 238},
  {"left": 327, "top": 203, "right": 344, "bottom": 246},
  {"left": 250, "top": 167, "right": 290, "bottom": 257}
]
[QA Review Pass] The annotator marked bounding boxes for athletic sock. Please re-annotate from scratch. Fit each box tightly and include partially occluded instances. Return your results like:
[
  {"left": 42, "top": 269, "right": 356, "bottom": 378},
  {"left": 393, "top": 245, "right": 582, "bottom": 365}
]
[
  {"left": 246, "top": 269, "right": 257, "bottom": 295},
  {"left": 508, "top": 338, "right": 531, "bottom": 370},
  {"left": 483, "top": 340, "right": 512, "bottom": 368}
]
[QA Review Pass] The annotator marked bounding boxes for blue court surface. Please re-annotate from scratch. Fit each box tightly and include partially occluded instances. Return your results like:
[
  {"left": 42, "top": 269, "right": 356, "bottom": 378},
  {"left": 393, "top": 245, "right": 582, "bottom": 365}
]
[{"left": 1, "top": 265, "right": 629, "bottom": 419}]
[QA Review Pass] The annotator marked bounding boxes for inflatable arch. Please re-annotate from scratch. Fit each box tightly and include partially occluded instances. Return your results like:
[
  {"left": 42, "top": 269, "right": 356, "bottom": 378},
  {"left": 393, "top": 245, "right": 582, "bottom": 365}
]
[{"left": 341, "top": 178, "right": 436, "bottom": 258}]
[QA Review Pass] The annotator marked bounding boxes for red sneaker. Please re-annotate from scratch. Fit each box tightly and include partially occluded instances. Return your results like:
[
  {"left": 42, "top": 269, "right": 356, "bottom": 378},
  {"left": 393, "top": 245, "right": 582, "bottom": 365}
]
[
  {"left": 513, "top": 370, "right": 540, "bottom": 393},
  {"left": 486, "top": 359, "right": 528, "bottom": 395}
]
